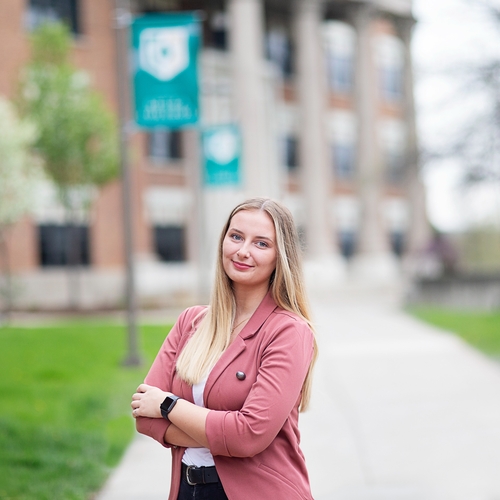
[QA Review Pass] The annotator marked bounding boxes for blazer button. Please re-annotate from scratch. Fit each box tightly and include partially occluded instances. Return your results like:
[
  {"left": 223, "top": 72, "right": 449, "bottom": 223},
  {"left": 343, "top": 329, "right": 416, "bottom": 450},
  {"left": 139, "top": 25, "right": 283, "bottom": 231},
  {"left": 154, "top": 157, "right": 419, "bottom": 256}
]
[{"left": 236, "top": 371, "right": 246, "bottom": 381}]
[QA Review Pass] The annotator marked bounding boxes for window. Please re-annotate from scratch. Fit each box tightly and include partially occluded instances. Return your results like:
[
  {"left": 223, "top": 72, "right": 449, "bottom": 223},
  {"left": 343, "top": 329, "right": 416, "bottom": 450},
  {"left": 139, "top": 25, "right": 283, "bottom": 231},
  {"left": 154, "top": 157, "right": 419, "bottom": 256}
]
[
  {"left": 39, "top": 224, "right": 90, "bottom": 267},
  {"left": 339, "top": 231, "right": 356, "bottom": 259},
  {"left": 209, "top": 11, "right": 228, "bottom": 50},
  {"left": 329, "top": 111, "right": 357, "bottom": 180},
  {"left": 282, "top": 135, "right": 298, "bottom": 172},
  {"left": 381, "top": 66, "right": 403, "bottom": 101},
  {"left": 386, "top": 149, "right": 405, "bottom": 183},
  {"left": 390, "top": 231, "right": 405, "bottom": 257},
  {"left": 26, "top": 0, "right": 80, "bottom": 34},
  {"left": 138, "top": 0, "right": 180, "bottom": 13},
  {"left": 154, "top": 225, "right": 185, "bottom": 262},
  {"left": 266, "top": 29, "right": 294, "bottom": 78},
  {"left": 380, "top": 119, "right": 406, "bottom": 184},
  {"left": 327, "top": 55, "right": 353, "bottom": 93},
  {"left": 333, "top": 143, "right": 355, "bottom": 179},
  {"left": 323, "top": 21, "right": 355, "bottom": 94},
  {"left": 148, "top": 129, "right": 182, "bottom": 162},
  {"left": 375, "top": 35, "right": 404, "bottom": 103}
]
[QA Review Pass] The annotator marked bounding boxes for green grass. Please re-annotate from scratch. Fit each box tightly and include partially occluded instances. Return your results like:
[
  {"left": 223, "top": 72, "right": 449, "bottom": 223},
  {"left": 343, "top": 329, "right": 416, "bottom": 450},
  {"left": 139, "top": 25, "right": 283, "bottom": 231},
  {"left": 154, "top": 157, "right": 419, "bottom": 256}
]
[
  {"left": 0, "top": 322, "right": 171, "bottom": 500},
  {"left": 410, "top": 308, "right": 500, "bottom": 357}
]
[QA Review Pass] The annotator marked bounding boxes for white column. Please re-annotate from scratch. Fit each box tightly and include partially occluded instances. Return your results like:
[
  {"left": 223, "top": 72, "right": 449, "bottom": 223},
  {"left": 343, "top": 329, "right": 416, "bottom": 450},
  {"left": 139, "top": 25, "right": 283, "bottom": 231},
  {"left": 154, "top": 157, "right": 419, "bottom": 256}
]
[
  {"left": 228, "top": 0, "right": 276, "bottom": 198},
  {"left": 350, "top": 3, "right": 399, "bottom": 284},
  {"left": 293, "top": 0, "right": 345, "bottom": 289},
  {"left": 397, "top": 16, "right": 432, "bottom": 269}
]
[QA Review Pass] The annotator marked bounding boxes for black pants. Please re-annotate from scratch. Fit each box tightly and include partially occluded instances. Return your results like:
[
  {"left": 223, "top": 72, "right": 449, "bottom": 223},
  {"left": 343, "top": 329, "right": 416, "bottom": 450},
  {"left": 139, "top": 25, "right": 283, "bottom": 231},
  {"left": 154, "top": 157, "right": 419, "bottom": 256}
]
[{"left": 177, "top": 476, "right": 229, "bottom": 500}]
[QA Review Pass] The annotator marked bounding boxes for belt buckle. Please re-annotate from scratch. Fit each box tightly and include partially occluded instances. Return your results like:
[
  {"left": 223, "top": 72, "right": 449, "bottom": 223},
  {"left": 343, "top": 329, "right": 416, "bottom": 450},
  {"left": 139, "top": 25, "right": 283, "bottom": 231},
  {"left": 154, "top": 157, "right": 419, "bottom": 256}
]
[{"left": 185, "top": 465, "right": 197, "bottom": 486}]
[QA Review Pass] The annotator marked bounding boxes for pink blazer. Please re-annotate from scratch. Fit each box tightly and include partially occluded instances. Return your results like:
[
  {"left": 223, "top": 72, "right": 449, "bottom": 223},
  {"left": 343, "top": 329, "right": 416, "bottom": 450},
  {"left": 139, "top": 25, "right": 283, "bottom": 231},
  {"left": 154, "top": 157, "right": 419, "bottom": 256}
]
[{"left": 136, "top": 292, "right": 315, "bottom": 500}]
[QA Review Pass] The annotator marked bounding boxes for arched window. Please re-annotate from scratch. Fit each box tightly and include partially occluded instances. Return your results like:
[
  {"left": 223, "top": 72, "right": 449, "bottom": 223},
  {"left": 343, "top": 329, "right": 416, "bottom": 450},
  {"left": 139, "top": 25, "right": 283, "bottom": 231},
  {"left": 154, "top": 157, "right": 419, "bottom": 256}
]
[
  {"left": 323, "top": 21, "right": 356, "bottom": 94},
  {"left": 375, "top": 34, "right": 405, "bottom": 102}
]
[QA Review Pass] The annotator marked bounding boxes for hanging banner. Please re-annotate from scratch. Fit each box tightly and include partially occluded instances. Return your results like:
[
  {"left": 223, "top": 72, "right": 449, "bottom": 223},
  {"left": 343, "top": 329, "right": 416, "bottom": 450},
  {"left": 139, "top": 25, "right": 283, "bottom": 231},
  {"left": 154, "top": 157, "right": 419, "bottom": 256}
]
[
  {"left": 202, "top": 124, "right": 242, "bottom": 186},
  {"left": 131, "top": 13, "right": 200, "bottom": 128}
]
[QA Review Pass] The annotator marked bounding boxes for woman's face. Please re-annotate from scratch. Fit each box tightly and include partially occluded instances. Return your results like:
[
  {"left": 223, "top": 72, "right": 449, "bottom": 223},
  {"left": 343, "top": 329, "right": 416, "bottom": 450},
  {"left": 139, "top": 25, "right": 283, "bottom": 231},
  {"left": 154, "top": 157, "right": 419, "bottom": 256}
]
[{"left": 222, "top": 209, "right": 277, "bottom": 290}]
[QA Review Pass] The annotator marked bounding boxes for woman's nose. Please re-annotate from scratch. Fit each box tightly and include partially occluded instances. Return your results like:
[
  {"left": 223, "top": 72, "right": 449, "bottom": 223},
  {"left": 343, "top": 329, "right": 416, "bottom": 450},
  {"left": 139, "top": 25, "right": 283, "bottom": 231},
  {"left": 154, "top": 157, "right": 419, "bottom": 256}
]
[{"left": 237, "top": 244, "right": 250, "bottom": 258}]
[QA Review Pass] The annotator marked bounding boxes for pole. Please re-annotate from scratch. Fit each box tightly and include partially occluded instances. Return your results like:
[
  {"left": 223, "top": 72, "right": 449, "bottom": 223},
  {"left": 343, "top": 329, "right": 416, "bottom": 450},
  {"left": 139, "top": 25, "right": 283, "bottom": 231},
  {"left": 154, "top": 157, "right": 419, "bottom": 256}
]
[{"left": 114, "top": 0, "right": 142, "bottom": 366}]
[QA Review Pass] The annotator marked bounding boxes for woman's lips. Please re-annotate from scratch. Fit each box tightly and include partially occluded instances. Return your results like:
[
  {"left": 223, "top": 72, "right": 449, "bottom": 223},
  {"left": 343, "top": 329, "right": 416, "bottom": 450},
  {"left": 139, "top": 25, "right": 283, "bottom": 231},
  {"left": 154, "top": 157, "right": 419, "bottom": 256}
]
[{"left": 232, "top": 260, "right": 253, "bottom": 271}]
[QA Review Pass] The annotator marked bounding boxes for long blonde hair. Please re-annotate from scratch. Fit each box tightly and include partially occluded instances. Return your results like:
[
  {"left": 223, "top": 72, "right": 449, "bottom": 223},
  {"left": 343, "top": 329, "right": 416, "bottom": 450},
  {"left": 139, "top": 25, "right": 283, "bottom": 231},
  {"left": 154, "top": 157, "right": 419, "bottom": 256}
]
[{"left": 176, "top": 198, "right": 318, "bottom": 412}]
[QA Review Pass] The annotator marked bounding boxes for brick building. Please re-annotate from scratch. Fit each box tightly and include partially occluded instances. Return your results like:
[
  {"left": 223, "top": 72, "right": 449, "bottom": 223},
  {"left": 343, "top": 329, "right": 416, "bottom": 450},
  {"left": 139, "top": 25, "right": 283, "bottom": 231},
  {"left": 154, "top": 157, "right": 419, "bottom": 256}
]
[{"left": 0, "top": 0, "right": 429, "bottom": 309}]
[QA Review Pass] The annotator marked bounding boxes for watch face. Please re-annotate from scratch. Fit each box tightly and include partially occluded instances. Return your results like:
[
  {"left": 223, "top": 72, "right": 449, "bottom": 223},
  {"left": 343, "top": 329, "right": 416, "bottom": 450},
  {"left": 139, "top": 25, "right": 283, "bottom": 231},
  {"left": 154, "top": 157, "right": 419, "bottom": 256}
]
[
  {"left": 160, "top": 395, "right": 179, "bottom": 419},
  {"left": 161, "top": 396, "right": 174, "bottom": 409}
]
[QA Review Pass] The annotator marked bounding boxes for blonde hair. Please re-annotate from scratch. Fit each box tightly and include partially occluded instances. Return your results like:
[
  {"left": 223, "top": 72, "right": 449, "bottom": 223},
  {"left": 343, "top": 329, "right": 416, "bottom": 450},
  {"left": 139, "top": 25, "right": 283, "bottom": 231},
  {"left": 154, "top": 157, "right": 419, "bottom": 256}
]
[{"left": 176, "top": 198, "right": 318, "bottom": 412}]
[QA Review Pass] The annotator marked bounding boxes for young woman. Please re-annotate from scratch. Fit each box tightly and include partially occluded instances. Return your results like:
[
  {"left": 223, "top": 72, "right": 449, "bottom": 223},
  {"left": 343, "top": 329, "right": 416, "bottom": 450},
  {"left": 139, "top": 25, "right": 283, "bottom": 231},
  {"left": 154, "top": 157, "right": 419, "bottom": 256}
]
[{"left": 131, "top": 197, "right": 317, "bottom": 500}]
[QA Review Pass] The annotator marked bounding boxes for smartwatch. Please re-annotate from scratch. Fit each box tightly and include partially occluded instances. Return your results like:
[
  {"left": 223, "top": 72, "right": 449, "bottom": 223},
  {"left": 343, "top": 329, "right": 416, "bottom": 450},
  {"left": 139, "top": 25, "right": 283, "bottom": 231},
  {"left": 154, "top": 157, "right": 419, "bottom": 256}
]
[{"left": 160, "top": 394, "right": 181, "bottom": 420}]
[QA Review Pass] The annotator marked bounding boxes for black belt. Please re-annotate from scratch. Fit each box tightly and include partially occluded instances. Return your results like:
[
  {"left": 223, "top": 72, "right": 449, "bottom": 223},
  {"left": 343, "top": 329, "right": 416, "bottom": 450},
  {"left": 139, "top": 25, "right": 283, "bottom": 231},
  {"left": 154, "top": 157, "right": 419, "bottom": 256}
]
[{"left": 181, "top": 462, "right": 220, "bottom": 486}]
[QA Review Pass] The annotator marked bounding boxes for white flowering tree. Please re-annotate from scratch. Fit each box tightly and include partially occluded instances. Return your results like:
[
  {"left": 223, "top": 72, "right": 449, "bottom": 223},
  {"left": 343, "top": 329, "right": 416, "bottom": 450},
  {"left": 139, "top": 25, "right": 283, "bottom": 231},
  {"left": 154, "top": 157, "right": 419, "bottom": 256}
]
[
  {"left": 18, "top": 22, "right": 119, "bottom": 308},
  {"left": 0, "top": 97, "right": 41, "bottom": 322}
]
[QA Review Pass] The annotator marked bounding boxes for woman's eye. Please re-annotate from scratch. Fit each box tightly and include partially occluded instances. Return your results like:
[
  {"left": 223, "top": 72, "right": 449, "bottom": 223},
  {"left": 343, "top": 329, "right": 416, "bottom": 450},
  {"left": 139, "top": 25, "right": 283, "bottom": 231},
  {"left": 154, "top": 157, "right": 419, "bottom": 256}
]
[
  {"left": 256, "top": 241, "right": 268, "bottom": 248},
  {"left": 231, "top": 233, "right": 242, "bottom": 241}
]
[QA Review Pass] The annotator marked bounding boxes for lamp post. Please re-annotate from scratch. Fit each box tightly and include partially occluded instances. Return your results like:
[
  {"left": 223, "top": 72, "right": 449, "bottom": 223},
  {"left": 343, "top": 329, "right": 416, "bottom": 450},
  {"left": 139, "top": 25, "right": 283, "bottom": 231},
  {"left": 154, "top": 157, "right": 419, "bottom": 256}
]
[{"left": 114, "top": 0, "right": 142, "bottom": 367}]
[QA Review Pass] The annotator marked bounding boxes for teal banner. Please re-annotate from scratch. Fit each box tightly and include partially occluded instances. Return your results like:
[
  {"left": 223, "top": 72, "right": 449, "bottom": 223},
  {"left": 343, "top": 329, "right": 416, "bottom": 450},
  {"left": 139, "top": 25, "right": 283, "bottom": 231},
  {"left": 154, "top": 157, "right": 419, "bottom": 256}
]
[
  {"left": 131, "top": 13, "right": 200, "bottom": 128},
  {"left": 202, "top": 124, "right": 242, "bottom": 186}
]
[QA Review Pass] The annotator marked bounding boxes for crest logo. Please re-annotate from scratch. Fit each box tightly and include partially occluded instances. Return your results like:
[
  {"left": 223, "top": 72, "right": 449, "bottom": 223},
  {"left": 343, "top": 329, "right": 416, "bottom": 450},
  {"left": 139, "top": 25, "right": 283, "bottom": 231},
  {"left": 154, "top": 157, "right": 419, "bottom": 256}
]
[
  {"left": 205, "top": 129, "right": 239, "bottom": 165},
  {"left": 139, "top": 27, "right": 189, "bottom": 81}
]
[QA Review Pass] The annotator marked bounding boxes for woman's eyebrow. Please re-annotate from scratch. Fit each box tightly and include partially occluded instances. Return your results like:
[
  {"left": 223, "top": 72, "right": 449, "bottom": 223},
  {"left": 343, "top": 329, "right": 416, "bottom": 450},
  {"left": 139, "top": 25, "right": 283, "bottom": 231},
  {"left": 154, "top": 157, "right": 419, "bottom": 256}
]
[{"left": 229, "top": 228, "right": 274, "bottom": 242}]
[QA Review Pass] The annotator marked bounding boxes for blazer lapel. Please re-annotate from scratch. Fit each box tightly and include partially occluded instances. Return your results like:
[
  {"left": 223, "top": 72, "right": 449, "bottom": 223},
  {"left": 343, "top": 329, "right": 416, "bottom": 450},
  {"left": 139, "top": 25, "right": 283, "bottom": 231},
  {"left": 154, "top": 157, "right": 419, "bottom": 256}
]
[{"left": 204, "top": 291, "right": 277, "bottom": 404}]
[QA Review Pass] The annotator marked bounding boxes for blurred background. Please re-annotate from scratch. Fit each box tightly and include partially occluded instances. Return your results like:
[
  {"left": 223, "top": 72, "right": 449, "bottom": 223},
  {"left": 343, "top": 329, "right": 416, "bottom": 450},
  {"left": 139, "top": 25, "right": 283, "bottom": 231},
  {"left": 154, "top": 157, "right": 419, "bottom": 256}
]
[
  {"left": 3, "top": 0, "right": 498, "bottom": 317},
  {"left": 1, "top": 1, "right": 500, "bottom": 499},
  {"left": 0, "top": 0, "right": 500, "bottom": 320}
]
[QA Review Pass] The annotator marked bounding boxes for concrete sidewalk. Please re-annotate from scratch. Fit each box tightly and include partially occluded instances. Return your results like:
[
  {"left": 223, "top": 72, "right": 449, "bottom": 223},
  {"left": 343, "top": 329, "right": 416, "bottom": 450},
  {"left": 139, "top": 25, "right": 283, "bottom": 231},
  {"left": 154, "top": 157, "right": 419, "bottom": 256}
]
[{"left": 96, "top": 288, "right": 500, "bottom": 500}]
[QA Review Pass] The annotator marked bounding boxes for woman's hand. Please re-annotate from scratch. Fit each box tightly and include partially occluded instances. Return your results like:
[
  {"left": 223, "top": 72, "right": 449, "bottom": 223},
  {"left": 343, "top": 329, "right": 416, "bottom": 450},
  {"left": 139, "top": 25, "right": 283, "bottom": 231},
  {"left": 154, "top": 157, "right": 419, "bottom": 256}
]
[{"left": 131, "top": 384, "right": 168, "bottom": 419}]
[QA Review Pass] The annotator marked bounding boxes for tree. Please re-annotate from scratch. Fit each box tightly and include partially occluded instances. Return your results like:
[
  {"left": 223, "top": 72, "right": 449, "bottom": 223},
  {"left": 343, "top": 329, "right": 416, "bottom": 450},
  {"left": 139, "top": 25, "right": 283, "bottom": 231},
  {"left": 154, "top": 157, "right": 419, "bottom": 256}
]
[
  {"left": 417, "top": 0, "right": 500, "bottom": 187},
  {"left": 0, "top": 97, "right": 41, "bottom": 322},
  {"left": 18, "top": 22, "right": 119, "bottom": 308}
]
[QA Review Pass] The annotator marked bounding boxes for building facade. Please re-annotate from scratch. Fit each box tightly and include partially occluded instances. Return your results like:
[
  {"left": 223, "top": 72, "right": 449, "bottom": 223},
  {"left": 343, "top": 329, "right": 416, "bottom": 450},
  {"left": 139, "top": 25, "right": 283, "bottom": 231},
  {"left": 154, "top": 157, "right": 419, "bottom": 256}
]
[{"left": 0, "top": 0, "right": 430, "bottom": 309}]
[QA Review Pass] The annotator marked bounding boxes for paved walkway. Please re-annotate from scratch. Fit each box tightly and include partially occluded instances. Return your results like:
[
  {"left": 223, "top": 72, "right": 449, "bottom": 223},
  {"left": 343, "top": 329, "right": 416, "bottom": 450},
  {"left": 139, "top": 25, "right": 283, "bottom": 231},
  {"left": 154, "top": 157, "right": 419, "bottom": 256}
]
[{"left": 96, "top": 287, "right": 500, "bottom": 500}]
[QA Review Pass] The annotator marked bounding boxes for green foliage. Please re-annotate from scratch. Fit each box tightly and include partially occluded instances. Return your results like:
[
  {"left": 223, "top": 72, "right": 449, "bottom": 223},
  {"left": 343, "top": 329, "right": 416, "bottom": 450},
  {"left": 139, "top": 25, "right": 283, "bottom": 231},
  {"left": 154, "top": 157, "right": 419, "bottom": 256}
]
[
  {"left": 0, "top": 322, "right": 171, "bottom": 499},
  {"left": 456, "top": 226, "right": 500, "bottom": 273},
  {"left": 410, "top": 308, "right": 500, "bottom": 357},
  {"left": 30, "top": 21, "right": 71, "bottom": 66},
  {"left": 18, "top": 22, "right": 119, "bottom": 208},
  {"left": 0, "top": 97, "right": 42, "bottom": 319},
  {"left": 0, "top": 97, "right": 41, "bottom": 226}
]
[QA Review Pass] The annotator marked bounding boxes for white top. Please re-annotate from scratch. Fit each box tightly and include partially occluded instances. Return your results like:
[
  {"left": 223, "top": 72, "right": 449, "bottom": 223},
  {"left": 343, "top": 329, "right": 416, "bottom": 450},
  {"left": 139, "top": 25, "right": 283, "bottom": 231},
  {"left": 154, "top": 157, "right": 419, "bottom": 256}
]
[{"left": 181, "top": 374, "right": 216, "bottom": 466}]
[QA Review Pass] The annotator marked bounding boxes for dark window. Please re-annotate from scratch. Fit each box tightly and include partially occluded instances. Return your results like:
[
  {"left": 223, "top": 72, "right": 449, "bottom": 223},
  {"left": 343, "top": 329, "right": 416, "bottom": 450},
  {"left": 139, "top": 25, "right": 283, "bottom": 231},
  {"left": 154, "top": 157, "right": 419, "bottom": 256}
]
[
  {"left": 154, "top": 226, "right": 186, "bottom": 262},
  {"left": 327, "top": 55, "right": 353, "bottom": 93},
  {"left": 283, "top": 135, "right": 298, "bottom": 172},
  {"left": 148, "top": 130, "right": 182, "bottom": 161},
  {"left": 39, "top": 224, "right": 90, "bottom": 267},
  {"left": 266, "top": 31, "right": 294, "bottom": 78},
  {"left": 390, "top": 232, "right": 405, "bottom": 257},
  {"left": 27, "top": 0, "right": 80, "bottom": 34},
  {"left": 137, "top": 0, "right": 181, "bottom": 13},
  {"left": 333, "top": 143, "right": 355, "bottom": 179},
  {"left": 339, "top": 231, "right": 356, "bottom": 259},
  {"left": 209, "top": 12, "right": 228, "bottom": 50}
]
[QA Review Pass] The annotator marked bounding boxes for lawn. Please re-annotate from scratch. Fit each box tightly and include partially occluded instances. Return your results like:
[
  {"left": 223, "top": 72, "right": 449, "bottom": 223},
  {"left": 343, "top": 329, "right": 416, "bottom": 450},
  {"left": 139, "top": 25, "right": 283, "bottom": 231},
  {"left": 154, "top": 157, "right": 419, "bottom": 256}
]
[
  {"left": 410, "top": 308, "right": 500, "bottom": 357},
  {"left": 0, "top": 322, "right": 171, "bottom": 500}
]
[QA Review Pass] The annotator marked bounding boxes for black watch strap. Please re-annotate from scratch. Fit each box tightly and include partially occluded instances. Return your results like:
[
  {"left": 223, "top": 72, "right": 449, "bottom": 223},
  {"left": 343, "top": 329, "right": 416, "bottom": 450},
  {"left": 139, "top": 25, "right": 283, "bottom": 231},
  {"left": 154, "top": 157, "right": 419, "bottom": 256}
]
[{"left": 160, "top": 395, "right": 181, "bottom": 420}]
